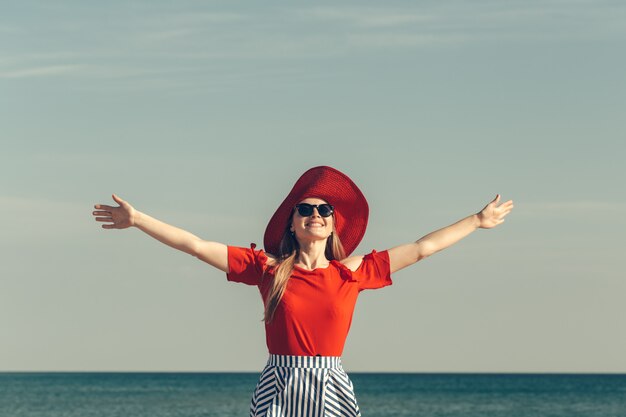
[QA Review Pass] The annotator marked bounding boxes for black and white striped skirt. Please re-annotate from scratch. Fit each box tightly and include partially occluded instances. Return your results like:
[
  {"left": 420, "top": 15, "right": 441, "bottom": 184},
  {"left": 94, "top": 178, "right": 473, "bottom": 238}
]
[{"left": 250, "top": 354, "right": 361, "bottom": 417}]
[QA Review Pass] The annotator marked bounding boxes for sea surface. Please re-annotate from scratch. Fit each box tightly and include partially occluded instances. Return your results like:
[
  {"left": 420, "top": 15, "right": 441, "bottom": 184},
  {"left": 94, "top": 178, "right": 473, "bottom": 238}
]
[{"left": 1, "top": 372, "right": 625, "bottom": 417}]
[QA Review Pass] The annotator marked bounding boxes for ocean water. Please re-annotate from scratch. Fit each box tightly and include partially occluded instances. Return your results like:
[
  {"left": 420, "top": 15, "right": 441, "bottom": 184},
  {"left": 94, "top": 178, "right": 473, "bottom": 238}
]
[{"left": 1, "top": 372, "right": 625, "bottom": 417}]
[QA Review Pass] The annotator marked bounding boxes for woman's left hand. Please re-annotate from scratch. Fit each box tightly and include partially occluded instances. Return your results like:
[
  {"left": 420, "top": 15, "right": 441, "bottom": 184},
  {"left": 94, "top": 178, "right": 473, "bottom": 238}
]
[{"left": 477, "top": 194, "right": 514, "bottom": 229}]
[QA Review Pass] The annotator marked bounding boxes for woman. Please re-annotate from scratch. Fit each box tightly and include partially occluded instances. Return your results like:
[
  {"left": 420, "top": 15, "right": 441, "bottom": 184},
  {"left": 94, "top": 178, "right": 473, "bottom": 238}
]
[{"left": 93, "top": 166, "right": 513, "bottom": 416}]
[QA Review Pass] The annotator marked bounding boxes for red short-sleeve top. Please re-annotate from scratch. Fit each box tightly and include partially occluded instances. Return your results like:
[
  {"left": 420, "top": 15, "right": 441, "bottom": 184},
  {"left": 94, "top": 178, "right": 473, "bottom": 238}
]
[{"left": 227, "top": 244, "right": 392, "bottom": 357}]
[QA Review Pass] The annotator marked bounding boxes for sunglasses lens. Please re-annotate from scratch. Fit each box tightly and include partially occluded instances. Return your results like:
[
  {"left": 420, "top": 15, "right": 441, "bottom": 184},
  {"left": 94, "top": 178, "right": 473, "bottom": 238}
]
[
  {"left": 318, "top": 204, "right": 333, "bottom": 217},
  {"left": 296, "top": 204, "right": 313, "bottom": 216}
]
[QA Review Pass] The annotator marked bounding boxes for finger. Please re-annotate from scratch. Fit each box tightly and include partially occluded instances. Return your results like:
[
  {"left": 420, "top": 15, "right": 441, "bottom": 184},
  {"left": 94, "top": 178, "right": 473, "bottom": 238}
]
[
  {"left": 94, "top": 204, "right": 114, "bottom": 210},
  {"left": 92, "top": 210, "right": 111, "bottom": 216},
  {"left": 497, "top": 205, "right": 512, "bottom": 213},
  {"left": 112, "top": 194, "right": 124, "bottom": 205},
  {"left": 102, "top": 224, "right": 115, "bottom": 229},
  {"left": 95, "top": 217, "right": 113, "bottom": 222},
  {"left": 491, "top": 194, "right": 501, "bottom": 205}
]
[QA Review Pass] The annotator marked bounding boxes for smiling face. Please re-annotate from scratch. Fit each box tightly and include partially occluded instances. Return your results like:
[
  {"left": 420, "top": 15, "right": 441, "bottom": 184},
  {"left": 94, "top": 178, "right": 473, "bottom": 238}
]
[{"left": 290, "top": 197, "right": 334, "bottom": 244}]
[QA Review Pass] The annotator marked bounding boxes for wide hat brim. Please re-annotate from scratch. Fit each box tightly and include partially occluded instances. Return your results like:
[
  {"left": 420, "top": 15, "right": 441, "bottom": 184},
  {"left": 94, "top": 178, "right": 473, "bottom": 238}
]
[{"left": 263, "top": 166, "right": 368, "bottom": 257}]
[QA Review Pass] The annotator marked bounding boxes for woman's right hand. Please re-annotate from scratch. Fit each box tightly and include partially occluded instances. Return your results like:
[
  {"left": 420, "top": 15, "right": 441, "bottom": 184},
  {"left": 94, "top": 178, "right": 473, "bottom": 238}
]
[{"left": 93, "top": 194, "right": 136, "bottom": 229}]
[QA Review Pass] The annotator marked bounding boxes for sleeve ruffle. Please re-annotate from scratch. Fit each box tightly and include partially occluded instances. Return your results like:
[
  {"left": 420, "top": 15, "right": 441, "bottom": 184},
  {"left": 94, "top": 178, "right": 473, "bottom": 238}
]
[
  {"left": 249, "top": 243, "right": 269, "bottom": 275},
  {"left": 345, "top": 249, "right": 393, "bottom": 291},
  {"left": 226, "top": 243, "right": 269, "bottom": 286}
]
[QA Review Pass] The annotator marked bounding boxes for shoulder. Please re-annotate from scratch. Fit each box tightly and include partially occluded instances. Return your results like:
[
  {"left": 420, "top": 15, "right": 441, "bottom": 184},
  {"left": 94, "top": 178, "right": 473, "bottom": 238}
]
[
  {"left": 338, "top": 255, "right": 365, "bottom": 272},
  {"left": 339, "top": 250, "right": 390, "bottom": 272}
]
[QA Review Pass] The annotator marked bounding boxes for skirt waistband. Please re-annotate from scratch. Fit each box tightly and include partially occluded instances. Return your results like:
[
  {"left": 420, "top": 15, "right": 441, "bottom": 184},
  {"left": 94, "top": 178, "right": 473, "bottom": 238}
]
[{"left": 267, "top": 354, "right": 342, "bottom": 369}]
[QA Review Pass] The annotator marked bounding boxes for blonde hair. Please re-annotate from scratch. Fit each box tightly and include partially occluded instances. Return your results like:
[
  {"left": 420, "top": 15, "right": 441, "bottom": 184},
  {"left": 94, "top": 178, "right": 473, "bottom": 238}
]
[{"left": 263, "top": 212, "right": 345, "bottom": 322}]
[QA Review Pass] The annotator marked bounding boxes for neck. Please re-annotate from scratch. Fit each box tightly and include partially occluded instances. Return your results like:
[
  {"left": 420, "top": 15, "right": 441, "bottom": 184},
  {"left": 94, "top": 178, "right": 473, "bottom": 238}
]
[{"left": 296, "top": 239, "right": 329, "bottom": 270}]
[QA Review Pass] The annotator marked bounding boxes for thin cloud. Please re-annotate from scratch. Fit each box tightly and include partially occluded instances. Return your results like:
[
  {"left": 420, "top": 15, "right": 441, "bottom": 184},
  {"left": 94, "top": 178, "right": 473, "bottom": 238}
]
[
  {"left": 298, "top": 1, "right": 626, "bottom": 42},
  {"left": 138, "top": 11, "right": 247, "bottom": 26},
  {"left": 3, "top": 1, "right": 624, "bottom": 85},
  {"left": 0, "top": 65, "right": 83, "bottom": 79},
  {"left": 132, "top": 12, "right": 248, "bottom": 44},
  {"left": 0, "top": 194, "right": 255, "bottom": 243},
  {"left": 0, "top": 195, "right": 89, "bottom": 241},
  {"left": 346, "top": 33, "right": 469, "bottom": 48},
  {"left": 0, "top": 24, "right": 18, "bottom": 34},
  {"left": 0, "top": 195, "right": 87, "bottom": 213},
  {"left": 139, "top": 28, "right": 196, "bottom": 42},
  {"left": 0, "top": 52, "right": 77, "bottom": 66},
  {"left": 300, "top": 7, "right": 433, "bottom": 28},
  {"left": 522, "top": 201, "right": 626, "bottom": 215}
]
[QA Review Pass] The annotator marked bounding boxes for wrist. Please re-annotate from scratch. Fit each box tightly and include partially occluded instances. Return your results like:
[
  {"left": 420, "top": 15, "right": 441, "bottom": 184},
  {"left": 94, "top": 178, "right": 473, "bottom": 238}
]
[
  {"left": 131, "top": 210, "right": 142, "bottom": 228},
  {"left": 472, "top": 213, "right": 482, "bottom": 229}
]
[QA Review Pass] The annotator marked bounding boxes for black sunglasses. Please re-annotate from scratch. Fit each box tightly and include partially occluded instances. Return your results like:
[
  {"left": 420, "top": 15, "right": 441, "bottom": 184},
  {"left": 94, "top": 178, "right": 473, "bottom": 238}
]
[{"left": 294, "top": 203, "right": 334, "bottom": 217}]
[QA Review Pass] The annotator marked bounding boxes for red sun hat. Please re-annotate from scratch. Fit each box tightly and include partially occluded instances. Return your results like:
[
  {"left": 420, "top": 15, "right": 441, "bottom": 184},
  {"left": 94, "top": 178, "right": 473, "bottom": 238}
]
[{"left": 263, "top": 166, "right": 369, "bottom": 257}]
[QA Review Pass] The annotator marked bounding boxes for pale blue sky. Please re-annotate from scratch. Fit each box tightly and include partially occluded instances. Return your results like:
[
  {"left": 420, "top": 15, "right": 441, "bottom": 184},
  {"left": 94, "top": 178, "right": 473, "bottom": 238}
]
[{"left": 2, "top": 0, "right": 625, "bottom": 372}]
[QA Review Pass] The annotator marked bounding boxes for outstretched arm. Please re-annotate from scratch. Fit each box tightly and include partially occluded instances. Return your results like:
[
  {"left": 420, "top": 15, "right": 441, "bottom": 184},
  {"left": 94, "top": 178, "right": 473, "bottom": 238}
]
[
  {"left": 93, "top": 194, "right": 228, "bottom": 272},
  {"left": 387, "top": 195, "right": 513, "bottom": 273}
]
